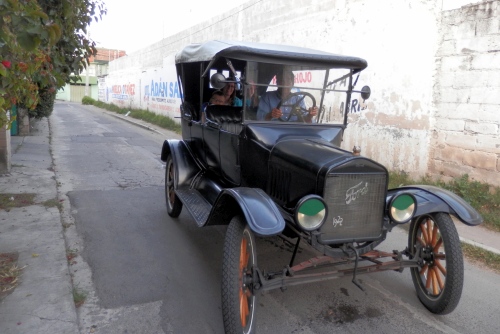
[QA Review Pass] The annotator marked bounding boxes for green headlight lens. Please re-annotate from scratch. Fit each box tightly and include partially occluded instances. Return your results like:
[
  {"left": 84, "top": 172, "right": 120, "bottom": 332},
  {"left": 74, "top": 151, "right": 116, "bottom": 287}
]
[
  {"left": 297, "top": 197, "right": 326, "bottom": 231},
  {"left": 390, "top": 194, "right": 416, "bottom": 223}
]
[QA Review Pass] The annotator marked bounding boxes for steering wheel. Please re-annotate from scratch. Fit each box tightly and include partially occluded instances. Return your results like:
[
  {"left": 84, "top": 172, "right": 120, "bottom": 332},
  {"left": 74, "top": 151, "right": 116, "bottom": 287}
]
[{"left": 276, "top": 92, "right": 317, "bottom": 122}]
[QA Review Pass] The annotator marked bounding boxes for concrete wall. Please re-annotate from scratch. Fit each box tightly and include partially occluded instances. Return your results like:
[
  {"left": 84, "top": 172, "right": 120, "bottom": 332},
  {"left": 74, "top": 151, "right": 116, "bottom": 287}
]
[
  {"left": 102, "top": 0, "right": 500, "bottom": 187},
  {"left": 430, "top": 1, "right": 500, "bottom": 185}
]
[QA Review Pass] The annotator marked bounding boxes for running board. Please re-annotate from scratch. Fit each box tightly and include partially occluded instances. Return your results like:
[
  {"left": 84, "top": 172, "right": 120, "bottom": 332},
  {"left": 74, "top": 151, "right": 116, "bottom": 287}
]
[{"left": 176, "top": 188, "right": 212, "bottom": 227}]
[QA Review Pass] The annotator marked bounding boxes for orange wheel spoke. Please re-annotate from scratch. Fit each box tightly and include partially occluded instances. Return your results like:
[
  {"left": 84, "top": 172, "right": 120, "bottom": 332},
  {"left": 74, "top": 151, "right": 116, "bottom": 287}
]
[
  {"left": 240, "top": 290, "right": 248, "bottom": 327},
  {"left": 420, "top": 264, "right": 428, "bottom": 276},
  {"left": 433, "top": 266, "right": 445, "bottom": 290},
  {"left": 435, "top": 259, "right": 447, "bottom": 275},
  {"left": 434, "top": 253, "right": 446, "bottom": 260},
  {"left": 425, "top": 267, "right": 432, "bottom": 289},
  {"left": 427, "top": 219, "right": 434, "bottom": 246},
  {"left": 420, "top": 223, "right": 429, "bottom": 245},
  {"left": 433, "top": 237, "right": 443, "bottom": 253},
  {"left": 431, "top": 267, "right": 439, "bottom": 295},
  {"left": 240, "top": 239, "right": 248, "bottom": 271},
  {"left": 431, "top": 224, "right": 438, "bottom": 247}
]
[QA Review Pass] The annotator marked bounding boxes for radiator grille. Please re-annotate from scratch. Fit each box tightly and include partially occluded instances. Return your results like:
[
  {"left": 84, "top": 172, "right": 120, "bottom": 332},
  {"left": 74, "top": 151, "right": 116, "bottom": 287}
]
[
  {"left": 269, "top": 166, "right": 291, "bottom": 202},
  {"left": 318, "top": 173, "right": 386, "bottom": 244}
]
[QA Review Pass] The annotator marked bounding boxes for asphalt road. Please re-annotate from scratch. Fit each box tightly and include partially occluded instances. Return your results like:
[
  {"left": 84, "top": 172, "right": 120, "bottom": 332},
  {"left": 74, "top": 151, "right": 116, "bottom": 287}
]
[{"left": 51, "top": 101, "right": 500, "bottom": 334}]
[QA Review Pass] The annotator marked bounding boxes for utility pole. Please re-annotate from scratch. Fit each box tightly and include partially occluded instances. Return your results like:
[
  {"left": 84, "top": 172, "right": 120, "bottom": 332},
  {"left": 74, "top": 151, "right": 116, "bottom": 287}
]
[{"left": 84, "top": 32, "right": 90, "bottom": 96}]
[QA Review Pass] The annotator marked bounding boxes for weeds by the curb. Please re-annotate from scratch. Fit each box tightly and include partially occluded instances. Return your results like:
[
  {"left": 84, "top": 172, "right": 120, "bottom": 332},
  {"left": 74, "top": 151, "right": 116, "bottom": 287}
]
[
  {"left": 66, "top": 248, "right": 78, "bottom": 263},
  {"left": 82, "top": 96, "right": 182, "bottom": 134},
  {"left": 0, "top": 193, "right": 36, "bottom": 210},
  {"left": 461, "top": 243, "right": 500, "bottom": 274},
  {"left": 0, "top": 194, "right": 64, "bottom": 212},
  {"left": 42, "top": 198, "right": 63, "bottom": 212},
  {"left": 72, "top": 284, "right": 87, "bottom": 308},
  {"left": 0, "top": 252, "right": 25, "bottom": 300}
]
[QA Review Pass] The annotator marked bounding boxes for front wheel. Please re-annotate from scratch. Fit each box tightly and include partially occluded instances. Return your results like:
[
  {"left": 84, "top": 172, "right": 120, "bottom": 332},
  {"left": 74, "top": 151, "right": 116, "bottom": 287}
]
[
  {"left": 222, "top": 216, "right": 257, "bottom": 334},
  {"left": 408, "top": 213, "right": 464, "bottom": 314},
  {"left": 165, "top": 154, "right": 182, "bottom": 217}
]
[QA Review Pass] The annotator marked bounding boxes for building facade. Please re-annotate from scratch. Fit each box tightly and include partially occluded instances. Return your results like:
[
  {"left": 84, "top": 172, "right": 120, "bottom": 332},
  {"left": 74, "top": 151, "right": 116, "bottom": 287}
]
[{"left": 56, "top": 48, "right": 127, "bottom": 102}]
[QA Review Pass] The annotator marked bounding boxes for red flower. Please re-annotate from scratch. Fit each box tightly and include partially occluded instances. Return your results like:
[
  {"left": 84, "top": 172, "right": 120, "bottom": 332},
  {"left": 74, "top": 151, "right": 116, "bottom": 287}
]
[{"left": 1, "top": 60, "right": 11, "bottom": 68}]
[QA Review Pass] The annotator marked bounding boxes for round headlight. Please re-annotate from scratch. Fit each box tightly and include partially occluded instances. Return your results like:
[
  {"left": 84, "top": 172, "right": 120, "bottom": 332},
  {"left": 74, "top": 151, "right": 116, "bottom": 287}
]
[
  {"left": 295, "top": 196, "right": 327, "bottom": 231},
  {"left": 389, "top": 193, "right": 417, "bottom": 224}
]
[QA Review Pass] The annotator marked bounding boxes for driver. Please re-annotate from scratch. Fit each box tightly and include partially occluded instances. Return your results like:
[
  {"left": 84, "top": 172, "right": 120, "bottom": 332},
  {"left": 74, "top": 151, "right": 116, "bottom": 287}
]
[{"left": 256, "top": 70, "right": 318, "bottom": 122}]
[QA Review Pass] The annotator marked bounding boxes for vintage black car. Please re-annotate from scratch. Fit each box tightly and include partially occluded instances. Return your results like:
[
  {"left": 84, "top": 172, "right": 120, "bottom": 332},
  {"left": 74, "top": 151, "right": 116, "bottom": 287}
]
[{"left": 160, "top": 40, "right": 483, "bottom": 334}]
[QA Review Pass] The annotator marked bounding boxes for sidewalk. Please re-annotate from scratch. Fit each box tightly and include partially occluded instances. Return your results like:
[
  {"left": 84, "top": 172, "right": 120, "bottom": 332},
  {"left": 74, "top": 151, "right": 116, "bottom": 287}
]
[
  {"left": 0, "top": 112, "right": 498, "bottom": 334},
  {"left": 0, "top": 118, "right": 78, "bottom": 334}
]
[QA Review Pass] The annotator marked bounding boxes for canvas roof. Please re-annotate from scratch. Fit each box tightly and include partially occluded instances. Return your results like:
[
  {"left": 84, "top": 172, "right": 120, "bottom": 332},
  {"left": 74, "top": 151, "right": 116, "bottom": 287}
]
[{"left": 175, "top": 40, "right": 367, "bottom": 71}]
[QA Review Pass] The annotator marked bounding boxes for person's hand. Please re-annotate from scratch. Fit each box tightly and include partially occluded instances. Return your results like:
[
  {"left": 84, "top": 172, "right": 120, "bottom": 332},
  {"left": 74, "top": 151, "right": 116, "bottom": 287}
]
[
  {"left": 266, "top": 108, "right": 282, "bottom": 120},
  {"left": 308, "top": 106, "right": 318, "bottom": 116},
  {"left": 304, "top": 106, "right": 318, "bottom": 123},
  {"left": 271, "top": 108, "right": 283, "bottom": 118}
]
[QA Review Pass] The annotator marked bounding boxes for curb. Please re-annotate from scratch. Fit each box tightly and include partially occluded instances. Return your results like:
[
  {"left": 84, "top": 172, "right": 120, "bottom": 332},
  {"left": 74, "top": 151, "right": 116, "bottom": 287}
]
[
  {"left": 107, "top": 113, "right": 166, "bottom": 136},
  {"left": 459, "top": 237, "right": 500, "bottom": 255}
]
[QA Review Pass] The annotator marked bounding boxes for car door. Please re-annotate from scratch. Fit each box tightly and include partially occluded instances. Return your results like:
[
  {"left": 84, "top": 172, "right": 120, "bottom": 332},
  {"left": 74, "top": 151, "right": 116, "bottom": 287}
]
[{"left": 204, "top": 105, "right": 242, "bottom": 185}]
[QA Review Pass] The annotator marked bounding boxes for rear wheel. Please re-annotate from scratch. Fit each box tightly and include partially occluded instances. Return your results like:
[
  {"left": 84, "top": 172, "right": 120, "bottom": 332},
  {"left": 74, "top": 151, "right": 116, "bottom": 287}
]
[
  {"left": 222, "top": 216, "right": 257, "bottom": 334},
  {"left": 408, "top": 213, "right": 463, "bottom": 314},
  {"left": 165, "top": 154, "right": 182, "bottom": 217}
]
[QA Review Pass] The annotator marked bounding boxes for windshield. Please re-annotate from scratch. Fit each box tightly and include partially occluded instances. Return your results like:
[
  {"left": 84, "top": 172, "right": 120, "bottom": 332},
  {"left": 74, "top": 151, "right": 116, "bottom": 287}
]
[{"left": 242, "top": 62, "right": 363, "bottom": 124}]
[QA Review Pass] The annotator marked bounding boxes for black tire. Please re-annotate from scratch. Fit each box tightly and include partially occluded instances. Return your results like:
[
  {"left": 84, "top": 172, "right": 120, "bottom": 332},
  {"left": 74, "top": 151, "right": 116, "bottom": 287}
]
[
  {"left": 165, "top": 154, "right": 182, "bottom": 217},
  {"left": 222, "top": 216, "right": 257, "bottom": 334},
  {"left": 408, "top": 212, "right": 464, "bottom": 314}
]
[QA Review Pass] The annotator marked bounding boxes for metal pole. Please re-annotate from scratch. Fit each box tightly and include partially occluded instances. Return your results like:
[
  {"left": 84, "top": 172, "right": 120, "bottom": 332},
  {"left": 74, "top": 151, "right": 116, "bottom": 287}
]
[{"left": 85, "top": 32, "right": 90, "bottom": 96}]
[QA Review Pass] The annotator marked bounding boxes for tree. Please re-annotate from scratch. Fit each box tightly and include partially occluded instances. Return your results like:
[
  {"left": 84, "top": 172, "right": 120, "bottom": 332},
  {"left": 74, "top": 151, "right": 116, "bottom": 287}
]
[
  {"left": 37, "top": 0, "right": 107, "bottom": 88},
  {"left": 0, "top": 0, "right": 106, "bottom": 126}
]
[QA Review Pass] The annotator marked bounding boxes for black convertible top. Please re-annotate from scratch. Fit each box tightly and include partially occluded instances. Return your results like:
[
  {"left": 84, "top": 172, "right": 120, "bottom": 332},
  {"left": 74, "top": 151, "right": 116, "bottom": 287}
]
[{"left": 175, "top": 40, "right": 367, "bottom": 71}]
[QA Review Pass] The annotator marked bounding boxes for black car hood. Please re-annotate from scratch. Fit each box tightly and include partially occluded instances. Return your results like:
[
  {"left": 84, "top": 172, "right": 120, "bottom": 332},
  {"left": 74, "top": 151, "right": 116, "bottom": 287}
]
[
  {"left": 267, "top": 138, "right": 387, "bottom": 206},
  {"left": 270, "top": 138, "right": 353, "bottom": 178}
]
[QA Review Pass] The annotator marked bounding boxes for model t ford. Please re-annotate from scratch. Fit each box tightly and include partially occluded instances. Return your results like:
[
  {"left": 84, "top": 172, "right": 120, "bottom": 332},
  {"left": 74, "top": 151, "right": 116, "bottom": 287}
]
[{"left": 160, "top": 40, "right": 482, "bottom": 334}]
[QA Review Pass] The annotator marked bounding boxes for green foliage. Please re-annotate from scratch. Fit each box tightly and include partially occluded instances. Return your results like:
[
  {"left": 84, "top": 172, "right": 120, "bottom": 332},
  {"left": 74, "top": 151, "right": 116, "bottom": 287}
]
[
  {"left": 461, "top": 243, "right": 500, "bottom": 274},
  {"left": 72, "top": 284, "right": 87, "bottom": 307},
  {"left": 129, "top": 109, "right": 181, "bottom": 131},
  {"left": 82, "top": 99, "right": 182, "bottom": 134},
  {"left": 389, "top": 172, "right": 500, "bottom": 232},
  {"left": 81, "top": 96, "right": 95, "bottom": 105},
  {"left": 0, "top": 0, "right": 107, "bottom": 127},
  {"left": 37, "top": 0, "right": 107, "bottom": 88},
  {"left": 0, "top": 193, "right": 36, "bottom": 210},
  {"left": 29, "top": 86, "right": 56, "bottom": 119}
]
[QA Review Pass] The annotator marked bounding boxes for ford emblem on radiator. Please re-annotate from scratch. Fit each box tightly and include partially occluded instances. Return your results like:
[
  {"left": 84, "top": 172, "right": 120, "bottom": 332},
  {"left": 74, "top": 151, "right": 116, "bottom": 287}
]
[{"left": 345, "top": 182, "right": 369, "bottom": 204}]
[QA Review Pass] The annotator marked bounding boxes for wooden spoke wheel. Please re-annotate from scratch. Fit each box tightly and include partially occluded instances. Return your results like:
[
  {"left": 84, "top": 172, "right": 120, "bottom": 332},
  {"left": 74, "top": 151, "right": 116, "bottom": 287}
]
[
  {"left": 408, "top": 213, "right": 464, "bottom": 314},
  {"left": 165, "top": 154, "right": 182, "bottom": 217},
  {"left": 222, "top": 216, "right": 257, "bottom": 334}
]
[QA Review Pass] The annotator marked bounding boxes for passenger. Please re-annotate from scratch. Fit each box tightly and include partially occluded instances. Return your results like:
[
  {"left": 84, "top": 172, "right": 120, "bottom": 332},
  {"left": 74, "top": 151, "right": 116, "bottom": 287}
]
[
  {"left": 201, "top": 90, "right": 226, "bottom": 123},
  {"left": 245, "top": 80, "right": 260, "bottom": 108},
  {"left": 257, "top": 70, "right": 318, "bottom": 123},
  {"left": 243, "top": 80, "right": 260, "bottom": 120},
  {"left": 222, "top": 75, "right": 243, "bottom": 107},
  {"left": 209, "top": 90, "right": 226, "bottom": 105}
]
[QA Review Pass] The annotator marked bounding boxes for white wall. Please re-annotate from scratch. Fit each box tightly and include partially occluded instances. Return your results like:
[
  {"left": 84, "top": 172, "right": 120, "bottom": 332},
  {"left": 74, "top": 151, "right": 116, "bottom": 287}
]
[
  {"left": 430, "top": 1, "right": 500, "bottom": 184},
  {"left": 102, "top": 0, "right": 500, "bottom": 186}
]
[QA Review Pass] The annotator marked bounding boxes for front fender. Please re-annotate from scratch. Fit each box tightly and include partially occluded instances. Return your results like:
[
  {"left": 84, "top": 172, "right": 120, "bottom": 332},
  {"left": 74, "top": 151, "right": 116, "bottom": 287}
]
[
  {"left": 160, "top": 139, "right": 200, "bottom": 188},
  {"left": 387, "top": 185, "right": 483, "bottom": 226},
  {"left": 207, "top": 187, "right": 285, "bottom": 236}
]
